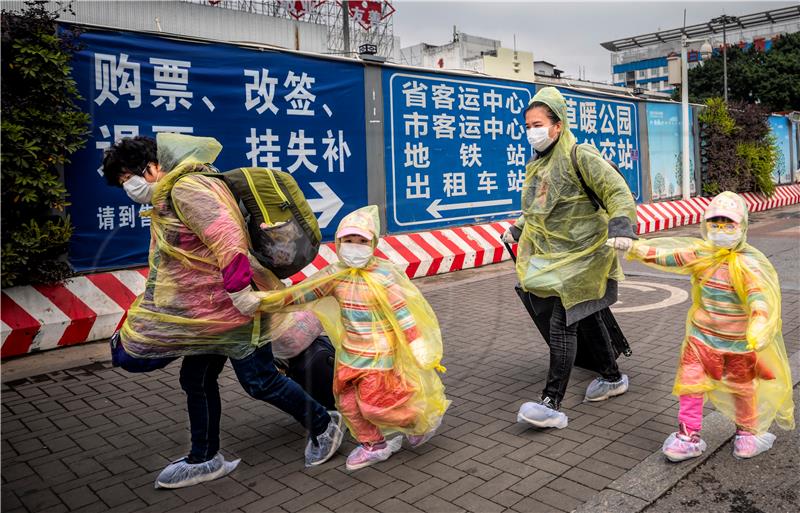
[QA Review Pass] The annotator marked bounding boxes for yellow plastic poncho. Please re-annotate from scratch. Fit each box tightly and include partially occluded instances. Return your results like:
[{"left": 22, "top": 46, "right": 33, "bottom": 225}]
[
  {"left": 628, "top": 192, "right": 793, "bottom": 434},
  {"left": 259, "top": 206, "right": 449, "bottom": 437},
  {"left": 120, "top": 133, "right": 317, "bottom": 359},
  {"left": 514, "top": 87, "right": 637, "bottom": 310}
]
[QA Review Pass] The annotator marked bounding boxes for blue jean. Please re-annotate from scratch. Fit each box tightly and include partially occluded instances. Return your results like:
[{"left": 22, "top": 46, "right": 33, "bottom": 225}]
[
  {"left": 541, "top": 301, "right": 620, "bottom": 407},
  {"left": 180, "top": 343, "right": 330, "bottom": 462}
]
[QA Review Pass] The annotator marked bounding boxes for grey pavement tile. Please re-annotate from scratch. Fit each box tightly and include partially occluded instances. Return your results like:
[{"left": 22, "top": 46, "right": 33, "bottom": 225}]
[
  {"left": 240, "top": 487, "right": 299, "bottom": 513},
  {"left": 280, "top": 484, "right": 337, "bottom": 513},
  {"left": 414, "top": 461, "right": 467, "bottom": 483},
  {"left": 454, "top": 459, "right": 503, "bottom": 481},
  {"left": 472, "top": 473, "right": 523, "bottom": 500},
  {"left": 320, "top": 482, "right": 376, "bottom": 510},
  {"left": 531, "top": 486, "right": 583, "bottom": 512},
  {"left": 18, "top": 487, "right": 64, "bottom": 511},
  {"left": 453, "top": 491, "right": 506, "bottom": 513},
  {"left": 334, "top": 499, "right": 380, "bottom": 513},
  {"left": 59, "top": 485, "right": 102, "bottom": 510}
]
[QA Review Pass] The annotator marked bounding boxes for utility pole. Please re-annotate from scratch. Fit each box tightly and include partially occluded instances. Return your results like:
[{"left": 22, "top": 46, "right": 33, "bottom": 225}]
[
  {"left": 711, "top": 14, "right": 740, "bottom": 103},
  {"left": 342, "top": 0, "right": 351, "bottom": 55}
]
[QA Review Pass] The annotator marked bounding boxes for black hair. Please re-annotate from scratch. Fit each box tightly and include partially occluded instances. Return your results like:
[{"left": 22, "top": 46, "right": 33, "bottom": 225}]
[
  {"left": 707, "top": 216, "right": 736, "bottom": 223},
  {"left": 101, "top": 135, "right": 158, "bottom": 188},
  {"left": 524, "top": 101, "right": 561, "bottom": 124}
]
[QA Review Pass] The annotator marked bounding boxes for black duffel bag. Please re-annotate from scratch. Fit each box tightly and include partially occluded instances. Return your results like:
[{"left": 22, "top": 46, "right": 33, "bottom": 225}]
[
  {"left": 275, "top": 336, "right": 336, "bottom": 410},
  {"left": 504, "top": 241, "right": 632, "bottom": 373}
]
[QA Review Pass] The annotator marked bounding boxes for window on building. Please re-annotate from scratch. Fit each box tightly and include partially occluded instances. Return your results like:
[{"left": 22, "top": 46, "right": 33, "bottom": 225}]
[{"left": 650, "top": 68, "right": 657, "bottom": 77}]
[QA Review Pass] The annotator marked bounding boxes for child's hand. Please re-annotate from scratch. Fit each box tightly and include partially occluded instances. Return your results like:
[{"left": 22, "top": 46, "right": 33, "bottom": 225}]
[
  {"left": 747, "top": 317, "right": 770, "bottom": 351},
  {"left": 409, "top": 338, "right": 437, "bottom": 369}
]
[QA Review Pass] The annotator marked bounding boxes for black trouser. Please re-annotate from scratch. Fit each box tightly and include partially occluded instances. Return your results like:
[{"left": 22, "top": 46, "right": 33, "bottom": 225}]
[
  {"left": 541, "top": 301, "right": 621, "bottom": 406},
  {"left": 179, "top": 344, "right": 331, "bottom": 463}
]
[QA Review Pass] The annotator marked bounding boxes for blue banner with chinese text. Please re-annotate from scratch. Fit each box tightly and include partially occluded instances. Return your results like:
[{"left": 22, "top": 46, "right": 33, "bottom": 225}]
[{"left": 65, "top": 27, "right": 367, "bottom": 271}]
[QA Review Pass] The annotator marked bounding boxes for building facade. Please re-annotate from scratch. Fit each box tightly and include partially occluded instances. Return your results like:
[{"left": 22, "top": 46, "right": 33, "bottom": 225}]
[
  {"left": 399, "top": 29, "right": 502, "bottom": 70},
  {"left": 3, "top": 0, "right": 400, "bottom": 60},
  {"left": 601, "top": 6, "right": 800, "bottom": 93}
]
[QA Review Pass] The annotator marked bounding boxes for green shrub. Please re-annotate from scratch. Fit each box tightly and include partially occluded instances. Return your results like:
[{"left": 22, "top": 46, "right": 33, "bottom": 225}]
[
  {"left": 1, "top": 1, "right": 89, "bottom": 287},
  {"left": 698, "top": 98, "right": 736, "bottom": 135},
  {"left": 736, "top": 137, "right": 778, "bottom": 198},
  {"left": 698, "top": 97, "right": 780, "bottom": 198}
]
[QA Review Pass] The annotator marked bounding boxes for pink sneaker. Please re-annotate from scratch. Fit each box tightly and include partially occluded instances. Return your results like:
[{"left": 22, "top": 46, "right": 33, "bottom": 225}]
[
  {"left": 733, "top": 430, "right": 776, "bottom": 459},
  {"left": 345, "top": 437, "right": 402, "bottom": 471},
  {"left": 662, "top": 424, "right": 707, "bottom": 462}
]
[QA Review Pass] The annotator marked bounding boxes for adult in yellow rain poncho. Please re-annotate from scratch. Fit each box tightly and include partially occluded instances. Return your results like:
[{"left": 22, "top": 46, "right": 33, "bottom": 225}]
[
  {"left": 259, "top": 205, "right": 450, "bottom": 471},
  {"left": 102, "top": 133, "right": 344, "bottom": 489},
  {"left": 502, "top": 87, "right": 639, "bottom": 430},
  {"left": 621, "top": 191, "right": 793, "bottom": 461}
]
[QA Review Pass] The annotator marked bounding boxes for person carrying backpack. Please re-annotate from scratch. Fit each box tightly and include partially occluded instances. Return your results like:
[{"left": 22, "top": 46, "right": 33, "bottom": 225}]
[
  {"left": 501, "top": 87, "right": 639, "bottom": 430},
  {"left": 102, "top": 133, "right": 343, "bottom": 489}
]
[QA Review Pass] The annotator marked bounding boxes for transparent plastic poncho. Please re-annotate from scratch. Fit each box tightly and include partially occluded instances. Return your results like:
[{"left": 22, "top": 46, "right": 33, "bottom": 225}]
[
  {"left": 515, "top": 87, "right": 638, "bottom": 310},
  {"left": 628, "top": 192, "right": 794, "bottom": 434},
  {"left": 120, "top": 133, "right": 315, "bottom": 359},
  {"left": 259, "top": 206, "right": 450, "bottom": 437}
]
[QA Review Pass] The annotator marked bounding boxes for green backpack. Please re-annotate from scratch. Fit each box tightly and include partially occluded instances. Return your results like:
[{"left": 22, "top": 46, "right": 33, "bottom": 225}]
[{"left": 211, "top": 167, "right": 321, "bottom": 279}]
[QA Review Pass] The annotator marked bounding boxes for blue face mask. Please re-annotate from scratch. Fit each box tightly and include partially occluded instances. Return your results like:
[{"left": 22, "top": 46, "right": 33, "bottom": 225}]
[{"left": 123, "top": 175, "right": 154, "bottom": 204}]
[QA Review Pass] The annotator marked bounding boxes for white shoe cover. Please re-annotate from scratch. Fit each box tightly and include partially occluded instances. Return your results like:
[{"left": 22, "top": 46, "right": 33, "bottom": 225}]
[
  {"left": 733, "top": 432, "right": 776, "bottom": 459},
  {"left": 662, "top": 432, "right": 706, "bottom": 462},
  {"left": 517, "top": 401, "right": 568, "bottom": 429},
  {"left": 585, "top": 375, "right": 629, "bottom": 402},
  {"left": 155, "top": 454, "right": 241, "bottom": 489}
]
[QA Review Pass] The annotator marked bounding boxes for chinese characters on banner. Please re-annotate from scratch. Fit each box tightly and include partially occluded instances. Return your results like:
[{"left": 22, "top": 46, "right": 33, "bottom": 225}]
[
  {"left": 646, "top": 103, "right": 696, "bottom": 200},
  {"left": 559, "top": 90, "right": 642, "bottom": 201},
  {"left": 384, "top": 72, "right": 534, "bottom": 230},
  {"left": 64, "top": 27, "right": 366, "bottom": 271}
]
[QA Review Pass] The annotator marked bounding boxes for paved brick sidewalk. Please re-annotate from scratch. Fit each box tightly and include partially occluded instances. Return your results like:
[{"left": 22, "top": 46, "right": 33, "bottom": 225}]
[{"left": 3, "top": 269, "right": 799, "bottom": 513}]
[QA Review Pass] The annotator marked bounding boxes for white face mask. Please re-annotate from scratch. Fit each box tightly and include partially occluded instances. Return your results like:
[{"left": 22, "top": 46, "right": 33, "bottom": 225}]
[
  {"left": 339, "top": 243, "right": 373, "bottom": 268},
  {"left": 123, "top": 175, "right": 154, "bottom": 204},
  {"left": 707, "top": 230, "right": 742, "bottom": 248},
  {"left": 527, "top": 126, "right": 555, "bottom": 152}
]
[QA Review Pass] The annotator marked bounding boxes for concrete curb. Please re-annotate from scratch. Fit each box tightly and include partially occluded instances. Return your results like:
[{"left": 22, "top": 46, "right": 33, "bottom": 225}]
[
  {"left": 2, "top": 185, "right": 799, "bottom": 359},
  {"left": 575, "top": 349, "right": 800, "bottom": 513}
]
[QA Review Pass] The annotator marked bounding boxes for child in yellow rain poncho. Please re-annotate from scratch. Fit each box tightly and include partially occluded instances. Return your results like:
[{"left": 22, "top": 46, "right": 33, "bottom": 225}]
[
  {"left": 259, "top": 205, "right": 450, "bottom": 471},
  {"left": 619, "top": 191, "right": 793, "bottom": 461}
]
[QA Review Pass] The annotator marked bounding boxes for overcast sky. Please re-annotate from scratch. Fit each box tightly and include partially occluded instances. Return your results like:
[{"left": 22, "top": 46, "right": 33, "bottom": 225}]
[{"left": 391, "top": 1, "right": 796, "bottom": 82}]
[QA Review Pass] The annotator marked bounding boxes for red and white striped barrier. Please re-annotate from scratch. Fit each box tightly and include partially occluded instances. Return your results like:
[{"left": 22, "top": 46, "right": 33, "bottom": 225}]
[{"left": 3, "top": 184, "right": 799, "bottom": 359}]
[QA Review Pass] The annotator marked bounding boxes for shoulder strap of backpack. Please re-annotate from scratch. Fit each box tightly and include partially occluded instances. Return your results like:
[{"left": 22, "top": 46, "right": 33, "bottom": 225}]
[{"left": 570, "top": 144, "right": 605, "bottom": 212}]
